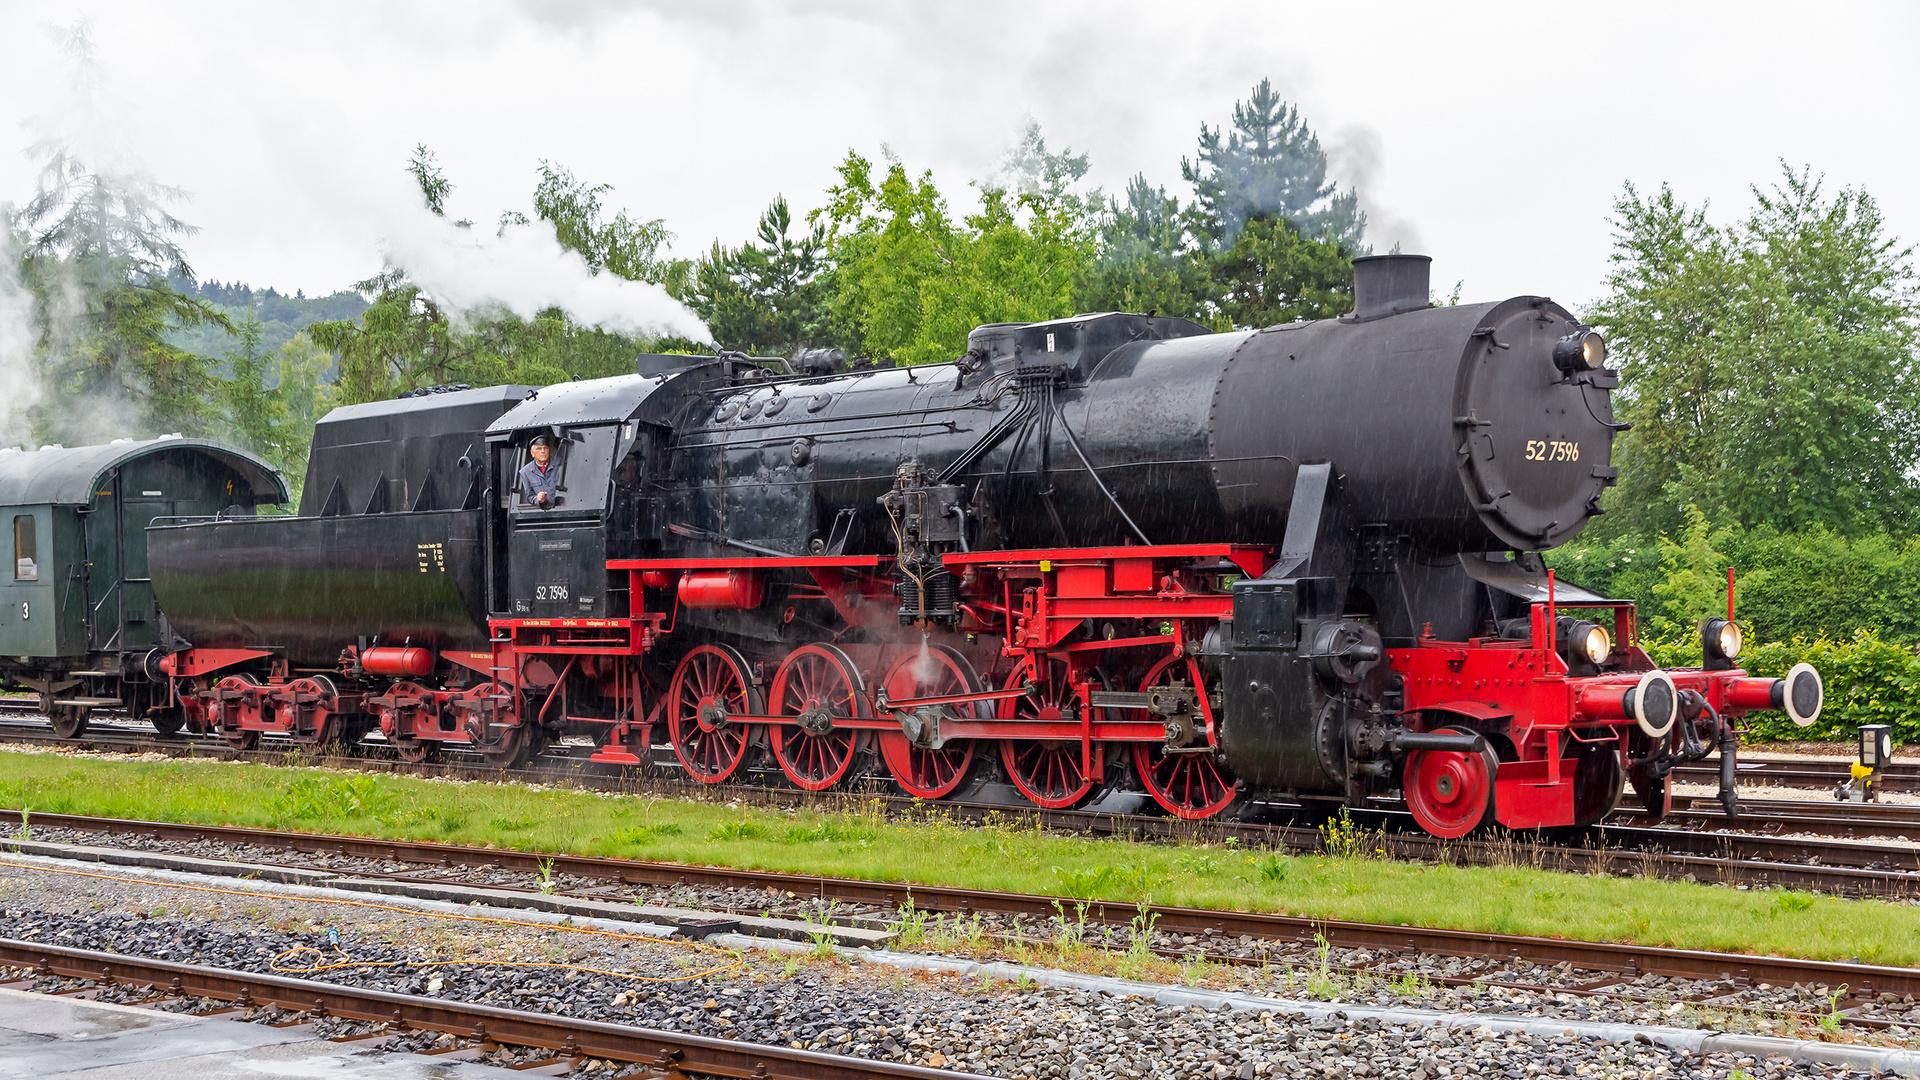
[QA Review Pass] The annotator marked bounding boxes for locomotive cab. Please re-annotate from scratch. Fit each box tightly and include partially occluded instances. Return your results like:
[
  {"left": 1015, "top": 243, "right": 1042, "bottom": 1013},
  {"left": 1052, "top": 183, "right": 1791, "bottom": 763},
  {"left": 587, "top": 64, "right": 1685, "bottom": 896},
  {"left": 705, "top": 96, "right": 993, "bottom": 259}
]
[
  {"left": 495, "top": 426, "right": 620, "bottom": 619},
  {"left": 484, "top": 371, "right": 695, "bottom": 624}
]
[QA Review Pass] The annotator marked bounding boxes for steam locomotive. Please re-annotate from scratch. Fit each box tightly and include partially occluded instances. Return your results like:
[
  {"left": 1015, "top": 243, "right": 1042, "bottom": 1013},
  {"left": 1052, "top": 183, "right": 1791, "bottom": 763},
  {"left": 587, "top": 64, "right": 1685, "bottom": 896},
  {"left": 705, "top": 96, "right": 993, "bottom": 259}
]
[{"left": 12, "top": 255, "right": 1825, "bottom": 836}]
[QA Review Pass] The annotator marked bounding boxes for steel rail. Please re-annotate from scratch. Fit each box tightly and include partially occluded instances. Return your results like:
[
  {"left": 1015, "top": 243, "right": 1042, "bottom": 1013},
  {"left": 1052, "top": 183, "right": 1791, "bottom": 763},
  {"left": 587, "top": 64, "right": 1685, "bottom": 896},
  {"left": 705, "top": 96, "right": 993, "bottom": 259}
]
[
  {"left": 3, "top": 810, "right": 1918, "bottom": 1001},
  {"left": 0, "top": 938, "right": 954, "bottom": 1080},
  {"left": 9, "top": 698, "right": 1918, "bottom": 789},
  {"left": 1674, "top": 758, "right": 1920, "bottom": 794},
  {"left": 6, "top": 713, "right": 1915, "bottom": 841}
]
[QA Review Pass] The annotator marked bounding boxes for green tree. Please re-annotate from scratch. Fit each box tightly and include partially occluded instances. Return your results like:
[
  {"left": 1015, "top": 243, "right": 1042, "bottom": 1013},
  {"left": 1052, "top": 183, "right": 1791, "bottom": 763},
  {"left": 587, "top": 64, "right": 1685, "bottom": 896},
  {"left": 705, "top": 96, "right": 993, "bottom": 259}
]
[
  {"left": 11, "top": 30, "right": 231, "bottom": 444},
  {"left": 684, "top": 196, "right": 828, "bottom": 355},
  {"left": 308, "top": 269, "right": 470, "bottom": 404},
  {"left": 1591, "top": 164, "right": 1920, "bottom": 537},
  {"left": 1181, "top": 78, "right": 1365, "bottom": 250},
  {"left": 218, "top": 302, "right": 292, "bottom": 469},
  {"left": 407, "top": 144, "right": 454, "bottom": 218},
  {"left": 1076, "top": 175, "right": 1214, "bottom": 320},
  {"left": 313, "top": 151, "right": 693, "bottom": 405},
  {"left": 531, "top": 160, "right": 684, "bottom": 286},
  {"left": 816, "top": 132, "right": 1099, "bottom": 364},
  {"left": 1212, "top": 215, "right": 1354, "bottom": 327},
  {"left": 267, "top": 331, "right": 336, "bottom": 503}
]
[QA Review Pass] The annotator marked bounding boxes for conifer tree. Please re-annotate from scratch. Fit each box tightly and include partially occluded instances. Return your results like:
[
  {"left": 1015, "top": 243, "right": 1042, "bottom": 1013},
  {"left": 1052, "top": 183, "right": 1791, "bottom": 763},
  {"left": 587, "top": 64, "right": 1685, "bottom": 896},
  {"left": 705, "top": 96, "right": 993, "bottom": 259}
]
[{"left": 1181, "top": 78, "right": 1365, "bottom": 251}]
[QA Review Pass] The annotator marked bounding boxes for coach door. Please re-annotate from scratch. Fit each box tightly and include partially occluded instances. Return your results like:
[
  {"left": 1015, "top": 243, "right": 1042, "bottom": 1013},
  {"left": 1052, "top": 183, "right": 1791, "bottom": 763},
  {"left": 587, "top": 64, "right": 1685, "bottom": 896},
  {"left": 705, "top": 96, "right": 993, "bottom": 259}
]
[{"left": 85, "top": 467, "right": 170, "bottom": 653}]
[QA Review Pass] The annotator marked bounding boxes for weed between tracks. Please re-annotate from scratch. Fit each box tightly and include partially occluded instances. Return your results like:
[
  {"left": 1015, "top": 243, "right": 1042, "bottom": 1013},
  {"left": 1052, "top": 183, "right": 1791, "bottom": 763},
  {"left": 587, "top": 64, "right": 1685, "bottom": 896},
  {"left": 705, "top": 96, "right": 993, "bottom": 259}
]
[{"left": 1, "top": 750, "right": 1917, "bottom": 967}]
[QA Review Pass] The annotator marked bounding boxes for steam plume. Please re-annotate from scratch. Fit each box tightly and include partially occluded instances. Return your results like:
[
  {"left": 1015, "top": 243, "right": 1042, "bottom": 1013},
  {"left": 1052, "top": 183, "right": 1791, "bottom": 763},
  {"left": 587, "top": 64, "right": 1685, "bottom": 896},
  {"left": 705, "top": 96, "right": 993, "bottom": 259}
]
[{"left": 377, "top": 205, "right": 712, "bottom": 344}]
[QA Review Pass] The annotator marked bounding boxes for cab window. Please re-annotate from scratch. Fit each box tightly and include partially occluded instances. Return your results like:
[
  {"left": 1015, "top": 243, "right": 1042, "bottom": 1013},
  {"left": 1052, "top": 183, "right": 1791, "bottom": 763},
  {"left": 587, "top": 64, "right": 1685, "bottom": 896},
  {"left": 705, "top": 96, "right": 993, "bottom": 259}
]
[
  {"left": 13, "top": 515, "right": 36, "bottom": 581},
  {"left": 506, "top": 427, "right": 618, "bottom": 512}
]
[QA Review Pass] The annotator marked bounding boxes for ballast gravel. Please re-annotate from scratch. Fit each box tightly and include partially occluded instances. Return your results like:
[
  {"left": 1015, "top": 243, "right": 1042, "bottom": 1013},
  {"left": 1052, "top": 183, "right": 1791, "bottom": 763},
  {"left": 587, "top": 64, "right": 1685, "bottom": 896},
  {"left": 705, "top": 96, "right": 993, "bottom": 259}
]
[
  {"left": 3, "top": 819, "right": 1913, "bottom": 1045},
  {"left": 0, "top": 860, "right": 1903, "bottom": 1079}
]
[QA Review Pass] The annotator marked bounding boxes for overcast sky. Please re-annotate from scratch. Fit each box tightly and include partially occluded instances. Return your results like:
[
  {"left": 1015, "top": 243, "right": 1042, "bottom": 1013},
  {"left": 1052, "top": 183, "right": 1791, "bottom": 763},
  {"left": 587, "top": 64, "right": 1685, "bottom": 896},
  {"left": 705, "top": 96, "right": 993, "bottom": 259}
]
[{"left": 2, "top": 0, "right": 1916, "bottom": 312}]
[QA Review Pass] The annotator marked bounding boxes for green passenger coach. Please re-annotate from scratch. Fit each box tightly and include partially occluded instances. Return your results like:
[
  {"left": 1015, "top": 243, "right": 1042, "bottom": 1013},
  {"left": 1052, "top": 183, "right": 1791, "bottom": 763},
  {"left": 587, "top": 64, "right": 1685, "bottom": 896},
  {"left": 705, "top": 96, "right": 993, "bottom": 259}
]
[{"left": 0, "top": 437, "right": 286, "bottom": 737}]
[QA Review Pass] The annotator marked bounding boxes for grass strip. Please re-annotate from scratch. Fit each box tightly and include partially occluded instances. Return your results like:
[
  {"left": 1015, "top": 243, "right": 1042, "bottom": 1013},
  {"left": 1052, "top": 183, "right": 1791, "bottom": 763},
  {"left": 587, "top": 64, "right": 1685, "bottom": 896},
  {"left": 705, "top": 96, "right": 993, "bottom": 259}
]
[{"left": 1, "top": 750, "right": 1914, "bottom": 967}]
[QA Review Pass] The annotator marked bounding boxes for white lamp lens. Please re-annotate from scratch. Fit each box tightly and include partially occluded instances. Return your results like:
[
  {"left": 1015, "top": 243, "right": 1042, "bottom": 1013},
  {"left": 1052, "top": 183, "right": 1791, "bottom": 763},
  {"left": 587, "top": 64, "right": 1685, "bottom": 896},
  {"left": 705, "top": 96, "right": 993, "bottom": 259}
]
[
  {"left": 1583, "top": 625, "right": 1612, "bottom": 664},
  {"left": 1717, "top": 621, "right": 1743, "bottom": 660}
]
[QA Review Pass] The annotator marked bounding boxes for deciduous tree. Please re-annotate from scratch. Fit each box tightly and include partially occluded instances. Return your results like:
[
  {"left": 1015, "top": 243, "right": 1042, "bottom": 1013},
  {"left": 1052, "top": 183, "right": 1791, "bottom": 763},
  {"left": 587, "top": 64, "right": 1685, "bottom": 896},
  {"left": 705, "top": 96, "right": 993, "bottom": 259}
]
[{"left": 1590, "top": 164, "right": 1920, "bottom": 537}]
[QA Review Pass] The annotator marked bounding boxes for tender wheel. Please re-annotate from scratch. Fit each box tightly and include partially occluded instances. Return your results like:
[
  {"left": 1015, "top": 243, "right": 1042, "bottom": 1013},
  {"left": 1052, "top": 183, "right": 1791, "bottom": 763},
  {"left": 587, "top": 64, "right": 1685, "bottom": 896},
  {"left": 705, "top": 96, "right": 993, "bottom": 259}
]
[
  {"left": 281, "top": 676, "right": 343, "bottom": 759},
  {"left": 1403, "top": 724, "right": 1498, "bottom": 838},
  {"left": 452, "top": 682, "right": 535, "bottom": 768},
  {"left": 49, "top": 704, "right": 89, "bottom": 740},
  {"left": 380, "top": 681, "right": 439, "bottom": 763},
  {"left": 1568, "top": 734, "right": 1625, "bottom": 827},
  {"left": 667, "top": 644, "right": 760, "bottom": 784},
  {"left": 1131, "top": 654, "right": 1237, "bottom": 819},
  {"left": 213, "top": 674, "right": 260, "bottom": 751},
  {"left": 478, "top": 722, "right": 546, "bottom": 769},
  {"left": 770, "top": 644, "right": 866, "bottom": 791},
  {"left": 997, "top": 655, "right": 1104, "bottom": 809},
  {"left": 876, "top": 644, "right": 980, "bottom": 799}
]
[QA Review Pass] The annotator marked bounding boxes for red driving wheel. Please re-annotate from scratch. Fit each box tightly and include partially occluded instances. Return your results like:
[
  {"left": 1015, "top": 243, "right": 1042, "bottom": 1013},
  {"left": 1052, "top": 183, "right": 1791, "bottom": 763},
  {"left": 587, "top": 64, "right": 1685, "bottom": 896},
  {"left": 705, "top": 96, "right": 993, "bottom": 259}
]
[
  {"left": 1403, "top": 725, "right": 1498, "bottom": 838},
  {"left": 997, "top": 655, "right": 1104, "bottom": 809},
  {"left": 876, "top": 645, "right": 979, "bottom": 799},
  {"left": 1131, "top": 654, "right": 1237, "bottom": 819},
  {"left": 667, "top": 645, "right": 759, "bottom": 783},
  {"left": 769, "top": 644, "right": 866, "bottom": 791}
]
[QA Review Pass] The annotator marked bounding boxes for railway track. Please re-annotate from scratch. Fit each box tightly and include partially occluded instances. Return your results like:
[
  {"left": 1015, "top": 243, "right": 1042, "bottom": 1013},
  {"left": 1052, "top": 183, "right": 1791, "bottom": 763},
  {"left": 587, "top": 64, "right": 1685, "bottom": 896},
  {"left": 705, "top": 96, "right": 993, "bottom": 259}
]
[
  {"left": 5, "top": 715, "right": 1917, "bottom": 895},
  {"left": 5, "top": 808, "right": 1920, "bottom": 1011},
  {"left": 0, "top": 938, "right": 953, "bottom": 1080},
  {"left": 1673, "top": 756, "right": 1920, "bottom": 794}
]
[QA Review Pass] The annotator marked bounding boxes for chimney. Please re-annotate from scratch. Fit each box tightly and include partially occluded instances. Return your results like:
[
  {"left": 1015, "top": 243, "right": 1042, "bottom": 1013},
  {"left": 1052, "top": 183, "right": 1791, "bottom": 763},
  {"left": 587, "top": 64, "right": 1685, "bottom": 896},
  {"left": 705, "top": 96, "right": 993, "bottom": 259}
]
[{"left": 1351, "top": 254, "right": 1432, "bottom": 320}]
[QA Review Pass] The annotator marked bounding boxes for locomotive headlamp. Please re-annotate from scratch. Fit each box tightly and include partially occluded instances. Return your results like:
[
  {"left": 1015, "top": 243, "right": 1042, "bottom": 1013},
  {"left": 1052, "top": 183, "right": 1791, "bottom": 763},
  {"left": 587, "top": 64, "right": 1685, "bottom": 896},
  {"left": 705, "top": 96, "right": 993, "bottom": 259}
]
[
  {"left": 1555, "top": 617, "right": 1612, "bottom": 666},
  {"left": 1702, "top": 616, "right": 1743, "bottom": 662},
  {"left": 1578, "top": 622, "right": 1613, "bottom": 665},
  {"left": 1552, "top": 329, "right": 1607, "bottom": 374}
]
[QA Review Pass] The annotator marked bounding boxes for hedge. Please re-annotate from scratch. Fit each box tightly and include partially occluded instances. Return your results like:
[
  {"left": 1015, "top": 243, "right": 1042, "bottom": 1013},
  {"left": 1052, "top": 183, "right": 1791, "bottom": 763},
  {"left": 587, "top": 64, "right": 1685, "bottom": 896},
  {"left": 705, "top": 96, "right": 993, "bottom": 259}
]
[{"left": 1644, "top": 629, "right": 1920, "bottom": 744}]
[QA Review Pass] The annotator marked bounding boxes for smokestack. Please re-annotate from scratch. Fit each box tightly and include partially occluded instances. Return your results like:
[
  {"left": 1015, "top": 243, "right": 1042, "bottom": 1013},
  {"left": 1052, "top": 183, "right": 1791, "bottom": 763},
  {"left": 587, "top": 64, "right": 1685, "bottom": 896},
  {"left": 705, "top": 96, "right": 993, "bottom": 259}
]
[{"left": 1351, "top": 254, "right": 1432, "bottom": 321}]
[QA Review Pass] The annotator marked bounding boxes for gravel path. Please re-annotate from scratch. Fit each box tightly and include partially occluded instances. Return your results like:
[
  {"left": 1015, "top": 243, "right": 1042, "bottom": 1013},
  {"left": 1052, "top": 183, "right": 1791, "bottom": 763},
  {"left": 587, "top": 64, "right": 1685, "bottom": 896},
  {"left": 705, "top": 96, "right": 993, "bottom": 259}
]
[{"left": 1, "top": 857, "right": 1910, "bottom": 1078}]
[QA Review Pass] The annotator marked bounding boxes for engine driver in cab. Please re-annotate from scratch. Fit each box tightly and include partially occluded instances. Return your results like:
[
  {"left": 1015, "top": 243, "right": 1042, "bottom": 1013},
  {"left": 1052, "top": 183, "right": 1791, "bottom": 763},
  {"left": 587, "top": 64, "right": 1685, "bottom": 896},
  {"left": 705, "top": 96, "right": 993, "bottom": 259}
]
[{"left": 519, "top": 435, "right": 561, "bottom": 508}]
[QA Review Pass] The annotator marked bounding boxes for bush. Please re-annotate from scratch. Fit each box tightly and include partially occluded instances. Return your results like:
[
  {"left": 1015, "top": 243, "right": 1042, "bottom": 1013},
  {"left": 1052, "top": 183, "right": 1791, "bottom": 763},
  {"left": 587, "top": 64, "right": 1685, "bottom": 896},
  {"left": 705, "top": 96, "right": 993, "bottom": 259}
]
[{"left": 1550, "top": 520, "right": 1920, "bottom": 646}]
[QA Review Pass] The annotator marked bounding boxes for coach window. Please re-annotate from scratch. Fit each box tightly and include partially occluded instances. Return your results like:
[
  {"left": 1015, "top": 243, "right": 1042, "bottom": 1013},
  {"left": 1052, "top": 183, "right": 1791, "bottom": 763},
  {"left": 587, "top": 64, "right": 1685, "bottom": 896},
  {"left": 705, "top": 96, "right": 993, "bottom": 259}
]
[{"left": 13, "top": 515, "right": 36, "bottom": 581}]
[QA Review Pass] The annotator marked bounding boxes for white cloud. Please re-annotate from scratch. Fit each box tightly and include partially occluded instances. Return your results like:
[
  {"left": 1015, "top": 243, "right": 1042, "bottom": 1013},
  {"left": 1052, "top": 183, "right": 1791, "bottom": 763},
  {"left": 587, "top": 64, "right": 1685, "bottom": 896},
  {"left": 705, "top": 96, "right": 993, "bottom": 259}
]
[{"left": 1, "top": 0, "right": 1916, "bottom": 312}]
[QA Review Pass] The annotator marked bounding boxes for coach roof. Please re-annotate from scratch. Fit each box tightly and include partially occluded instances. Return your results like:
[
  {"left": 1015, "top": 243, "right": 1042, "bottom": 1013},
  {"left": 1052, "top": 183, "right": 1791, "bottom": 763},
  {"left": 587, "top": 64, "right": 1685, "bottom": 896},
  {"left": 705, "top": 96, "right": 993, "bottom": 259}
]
[{"left": 0, "top": 437, "right": 288, "bottom": 507}]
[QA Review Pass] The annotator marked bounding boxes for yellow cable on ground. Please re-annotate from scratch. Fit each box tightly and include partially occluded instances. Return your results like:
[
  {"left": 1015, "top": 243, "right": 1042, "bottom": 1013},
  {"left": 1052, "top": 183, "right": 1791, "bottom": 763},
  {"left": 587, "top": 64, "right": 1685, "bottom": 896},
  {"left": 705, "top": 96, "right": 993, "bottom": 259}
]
[{"left": 0, "top": 857, "right": 746, "bottom": 982}]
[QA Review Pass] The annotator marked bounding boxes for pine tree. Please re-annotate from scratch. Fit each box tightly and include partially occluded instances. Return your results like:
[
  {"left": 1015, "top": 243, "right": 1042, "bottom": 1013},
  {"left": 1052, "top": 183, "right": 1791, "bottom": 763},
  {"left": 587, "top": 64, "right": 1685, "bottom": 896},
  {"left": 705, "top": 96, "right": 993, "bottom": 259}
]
[
  {"left": 1181, "top": 78, "right": 1365, "bottom": 251},
  {"left": 686, "top": 196, "right": 830, "bottom": 355},
  {"left": 14, "top": 26, "right": 230, "bottom": 444},
  {"left": 1077, "top": 175, "right": 1214, "bottom": 320}
]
